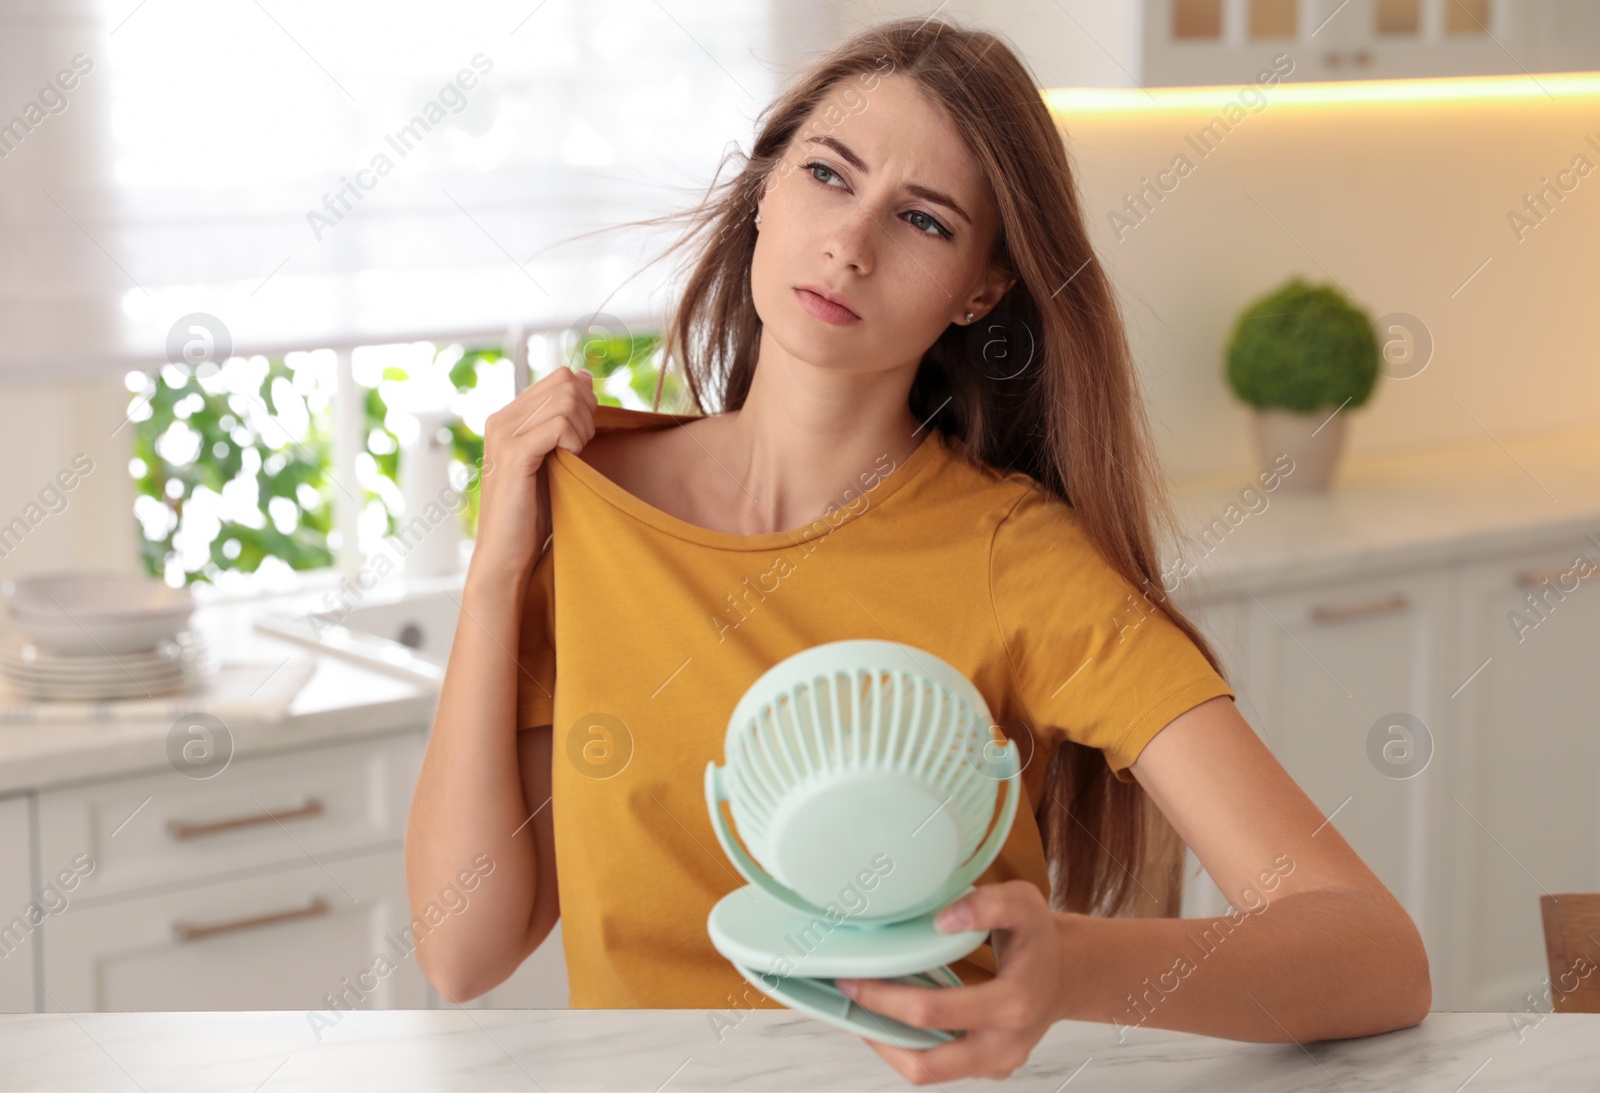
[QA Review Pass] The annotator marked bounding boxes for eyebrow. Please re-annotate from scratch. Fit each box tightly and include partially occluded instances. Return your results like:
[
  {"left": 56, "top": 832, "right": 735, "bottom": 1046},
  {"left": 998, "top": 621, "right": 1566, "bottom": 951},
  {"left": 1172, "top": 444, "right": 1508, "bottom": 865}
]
[{"left": 803, "top": 135, "right": 972, "bottom": 226}]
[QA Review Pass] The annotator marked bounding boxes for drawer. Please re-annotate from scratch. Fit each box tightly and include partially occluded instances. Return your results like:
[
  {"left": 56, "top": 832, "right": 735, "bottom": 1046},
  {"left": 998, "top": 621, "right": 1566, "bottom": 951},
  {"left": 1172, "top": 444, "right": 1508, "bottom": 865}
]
[
  {"left": 38, "top": 732, "right": 422, "bottom": 903},
  {"left": 39, "top": 847, "right": 429, "bottom": 1012}
]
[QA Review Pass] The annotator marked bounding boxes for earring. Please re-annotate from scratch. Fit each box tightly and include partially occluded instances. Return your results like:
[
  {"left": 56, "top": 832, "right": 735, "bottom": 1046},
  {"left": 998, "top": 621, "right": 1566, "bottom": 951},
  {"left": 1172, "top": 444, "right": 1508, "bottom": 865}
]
[
  {"left": 965, "top": 311, "right": 974, "bottom": 322},
  {"left": 755, "top": 210, "right": 762, "bottom": 225}
]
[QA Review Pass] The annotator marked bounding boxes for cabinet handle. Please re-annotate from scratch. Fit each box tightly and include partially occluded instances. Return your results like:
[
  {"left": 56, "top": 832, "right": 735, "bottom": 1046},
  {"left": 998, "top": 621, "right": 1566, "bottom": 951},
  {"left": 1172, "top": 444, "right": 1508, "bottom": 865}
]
[
  {"left": 166, "top": 796, "right": 324, "bottom": 841},
  {"left": 1309, "top": 593, "right": 1411, "bottom": 624},
  {"left": 172, "top": 895, "right": 330, "bottom": 943},
  {"left": 1517, "top": 565, "right": 1578, "bottom": 589}
]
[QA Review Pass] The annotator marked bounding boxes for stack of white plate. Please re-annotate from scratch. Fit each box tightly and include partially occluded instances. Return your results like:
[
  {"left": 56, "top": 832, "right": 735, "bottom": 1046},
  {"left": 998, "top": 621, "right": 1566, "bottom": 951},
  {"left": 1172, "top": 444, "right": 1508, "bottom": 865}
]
[{"left": 0, "top": 572, "right": 213, "bottom": 701}]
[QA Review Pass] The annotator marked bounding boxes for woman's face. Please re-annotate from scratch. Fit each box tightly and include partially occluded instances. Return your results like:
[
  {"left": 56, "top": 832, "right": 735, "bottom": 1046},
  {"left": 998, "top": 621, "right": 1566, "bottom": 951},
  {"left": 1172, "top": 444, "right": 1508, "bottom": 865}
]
[{"left": 750, "top": 73, "right": 1014, "bottom": 378}]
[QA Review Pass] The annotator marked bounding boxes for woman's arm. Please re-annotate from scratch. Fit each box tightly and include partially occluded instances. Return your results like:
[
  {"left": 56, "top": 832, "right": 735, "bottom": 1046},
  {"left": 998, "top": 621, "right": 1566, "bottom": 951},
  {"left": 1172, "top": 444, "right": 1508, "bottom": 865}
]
[
  {"left": 403, "top": 366, "right": 595, "bottom": 1002},
  {"left": 1058, "top": 694, "right": 1432, "bottom": 1042},
  {"left": 404, "top": 557, "right": 548, "bottom": 1002},
  {"left": 840, "top": 695, "right": 1431, "bottom": 1083}
]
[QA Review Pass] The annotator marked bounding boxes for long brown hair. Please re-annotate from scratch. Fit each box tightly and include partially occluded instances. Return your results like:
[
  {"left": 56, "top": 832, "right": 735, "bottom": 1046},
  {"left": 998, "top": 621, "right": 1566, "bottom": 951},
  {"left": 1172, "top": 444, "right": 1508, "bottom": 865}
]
[{"left": 587, "top": 17, "right": 1230, "bottom": 920}]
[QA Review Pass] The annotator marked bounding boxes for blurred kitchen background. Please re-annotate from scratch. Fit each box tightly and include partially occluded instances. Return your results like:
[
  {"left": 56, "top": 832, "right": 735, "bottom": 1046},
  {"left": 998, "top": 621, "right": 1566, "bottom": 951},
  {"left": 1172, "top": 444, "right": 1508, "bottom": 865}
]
[{"left": 1, "top": 0, "right": 1598, "bottom": 1020}]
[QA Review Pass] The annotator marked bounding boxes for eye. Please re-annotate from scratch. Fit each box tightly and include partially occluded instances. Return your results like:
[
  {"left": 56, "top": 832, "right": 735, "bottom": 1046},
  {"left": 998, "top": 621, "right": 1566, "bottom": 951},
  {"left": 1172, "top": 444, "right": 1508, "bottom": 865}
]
[
  {"left": 802, "top": 160, "right": 843, "bottom": 187},
  {"left": 800, "top": 160, "right": 953, "bottom": 241},
  {"left": 905, "top": 209, "right": 952, "bottom": 240}
]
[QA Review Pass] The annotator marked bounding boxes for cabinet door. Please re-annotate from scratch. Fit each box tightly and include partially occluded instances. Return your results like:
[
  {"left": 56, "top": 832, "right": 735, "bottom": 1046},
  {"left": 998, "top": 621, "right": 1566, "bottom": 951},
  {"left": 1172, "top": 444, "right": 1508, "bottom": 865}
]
[
  {"left": 0, "top": 795, "right": 35, "bottom": 1012},
  {"left": 40, "top": 849, "right": 428, "bottom": 1012},
  {"left": 38, "top": 732, "right": 421, "bottom": 903},
  {"left": 1241, "top": 570, "right": 1451, "bottom": 940},
  {"left": 1444, "top": 544, "right": 1600, "bottom": 1011}
]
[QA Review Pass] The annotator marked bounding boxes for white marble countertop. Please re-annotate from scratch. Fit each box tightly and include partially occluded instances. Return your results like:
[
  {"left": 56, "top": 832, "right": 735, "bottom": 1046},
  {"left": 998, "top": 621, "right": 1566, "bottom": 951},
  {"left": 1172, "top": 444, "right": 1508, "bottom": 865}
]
[
  {"left": 0, "top": 592, "right": 439, "bottom": 796},
  {"left": 1164, "top": 421, "right": 1600, "bottom": 600},
  {"left": 0, "top": 1009, "right": 1594, "bottom": 1091}
]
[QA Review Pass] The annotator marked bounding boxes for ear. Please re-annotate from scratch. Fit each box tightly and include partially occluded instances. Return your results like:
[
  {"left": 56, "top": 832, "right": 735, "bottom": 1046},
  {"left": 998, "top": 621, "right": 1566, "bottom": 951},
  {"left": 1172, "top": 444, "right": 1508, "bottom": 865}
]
[{"left": 959, "top": 272, "right": 1018, "bottom": 324}]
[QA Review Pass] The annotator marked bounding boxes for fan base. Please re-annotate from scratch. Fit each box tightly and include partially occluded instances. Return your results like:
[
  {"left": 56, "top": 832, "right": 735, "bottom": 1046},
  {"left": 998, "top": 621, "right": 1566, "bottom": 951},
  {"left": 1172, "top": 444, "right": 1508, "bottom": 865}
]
[
  {"left": 707, "top": 884, "right": 988, "bottom": 978},
  {"left": 709, "top": 884, "right": 990, "bottom": 1049},
  {"left": 729, "top": 962, "right": 967, "bottom": 1049}
]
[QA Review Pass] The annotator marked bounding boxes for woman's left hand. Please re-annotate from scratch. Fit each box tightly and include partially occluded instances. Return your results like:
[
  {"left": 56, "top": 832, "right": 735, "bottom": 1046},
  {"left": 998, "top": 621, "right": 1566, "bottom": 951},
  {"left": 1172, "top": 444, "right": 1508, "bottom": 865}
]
[{"left": 835, "top": 880, "right": 1075, "bottom": 1084}]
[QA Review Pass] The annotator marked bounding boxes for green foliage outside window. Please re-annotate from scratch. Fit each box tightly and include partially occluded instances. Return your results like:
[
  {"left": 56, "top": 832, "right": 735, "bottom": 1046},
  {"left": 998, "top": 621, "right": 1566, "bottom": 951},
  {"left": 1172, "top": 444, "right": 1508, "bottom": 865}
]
[
  {"left": 130, "top": 357, "right": 337, "bottom": 584},
  {"left": 129, "top": 331, "right": 682, "bottom": 586}
]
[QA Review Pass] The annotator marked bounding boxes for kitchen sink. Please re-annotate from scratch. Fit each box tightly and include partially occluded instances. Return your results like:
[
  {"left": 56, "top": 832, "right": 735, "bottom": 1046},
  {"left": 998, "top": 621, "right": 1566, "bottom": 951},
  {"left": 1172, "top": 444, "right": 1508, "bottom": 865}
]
[
  {"left": 251, "top": 576, "right": 468, "bottom": 691},
  {"left": 327, "top": 589, "right": 462, "bottom": 660}
]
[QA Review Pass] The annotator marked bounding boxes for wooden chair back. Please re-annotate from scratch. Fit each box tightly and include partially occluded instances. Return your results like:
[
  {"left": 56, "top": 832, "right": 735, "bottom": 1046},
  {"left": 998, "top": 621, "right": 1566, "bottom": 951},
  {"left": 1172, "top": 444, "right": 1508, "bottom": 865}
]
[{"left": 1538, "top": 893, "right": 1600, "bottom": 1013}]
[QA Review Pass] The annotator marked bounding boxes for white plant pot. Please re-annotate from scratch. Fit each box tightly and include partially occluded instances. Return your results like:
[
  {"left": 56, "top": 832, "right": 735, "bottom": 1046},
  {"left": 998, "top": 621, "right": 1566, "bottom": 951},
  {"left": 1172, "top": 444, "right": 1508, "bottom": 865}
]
[{"left": 1252, "top": 407, "right": 1347, "bottom": 492}]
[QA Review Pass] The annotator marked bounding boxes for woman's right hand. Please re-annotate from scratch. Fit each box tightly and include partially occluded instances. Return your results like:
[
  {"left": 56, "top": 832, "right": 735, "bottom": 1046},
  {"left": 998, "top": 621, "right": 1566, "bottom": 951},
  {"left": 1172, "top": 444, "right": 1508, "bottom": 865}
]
[{"left": 471, "top": 365, "right": 598, "bottom": 577}]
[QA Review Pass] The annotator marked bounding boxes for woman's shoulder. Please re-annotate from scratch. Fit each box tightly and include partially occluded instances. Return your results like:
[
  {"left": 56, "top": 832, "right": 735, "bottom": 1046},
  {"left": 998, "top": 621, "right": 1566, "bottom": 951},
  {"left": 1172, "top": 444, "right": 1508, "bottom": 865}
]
[
  {"left": 573, "top": 420, "right": 687, "bottom": 496},
  {"left": 569, "top": 410, "right": 724, "bottom": 526},
  {"left": 574, "top": 404, "right": 708, "bottom": 485},
  {"left": 933, "top": 441, "right": 1084, "bottom": 534},
  {"left": 980, "top": 472, "right": 1094, "bottom": 556}
]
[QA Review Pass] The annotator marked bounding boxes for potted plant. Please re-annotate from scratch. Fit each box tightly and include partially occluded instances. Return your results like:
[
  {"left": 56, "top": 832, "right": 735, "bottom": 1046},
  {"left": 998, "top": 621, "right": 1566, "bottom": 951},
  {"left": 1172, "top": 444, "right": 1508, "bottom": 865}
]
[{"left": 1224, "top": 277, "right": 1379, "bottom": 491}]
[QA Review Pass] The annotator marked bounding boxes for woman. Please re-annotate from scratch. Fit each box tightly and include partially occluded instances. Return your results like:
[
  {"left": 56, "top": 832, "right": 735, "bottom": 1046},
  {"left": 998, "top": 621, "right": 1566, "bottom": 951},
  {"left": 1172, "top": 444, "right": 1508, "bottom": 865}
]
[{"left": 405, "top": 16, "right": 1430, "bottom": 1083}]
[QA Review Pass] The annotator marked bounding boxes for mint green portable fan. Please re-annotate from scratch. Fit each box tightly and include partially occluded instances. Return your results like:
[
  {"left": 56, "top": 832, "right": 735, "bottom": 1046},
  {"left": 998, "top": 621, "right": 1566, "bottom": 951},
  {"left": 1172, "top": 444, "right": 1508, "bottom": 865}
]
[{"left": 704, "top": 639, "right": 1022, "bottom": 1049}]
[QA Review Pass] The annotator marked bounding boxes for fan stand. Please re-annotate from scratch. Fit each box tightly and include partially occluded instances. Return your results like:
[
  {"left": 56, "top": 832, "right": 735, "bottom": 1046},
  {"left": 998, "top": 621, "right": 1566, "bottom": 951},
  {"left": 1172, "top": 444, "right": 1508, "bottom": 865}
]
[
  {"left": 729, "top": 961, "right": 965, "bottom": 1049},
  {"left": 707, "top": 884, "right": 988, "bottom": 1050}
]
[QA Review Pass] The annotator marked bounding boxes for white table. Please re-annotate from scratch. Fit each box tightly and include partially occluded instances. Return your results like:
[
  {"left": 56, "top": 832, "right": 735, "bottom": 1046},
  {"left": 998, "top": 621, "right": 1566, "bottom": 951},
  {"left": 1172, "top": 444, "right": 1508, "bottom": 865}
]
[{"left": 1, "top": 1009, "right": 1595, "bottom": 1091}]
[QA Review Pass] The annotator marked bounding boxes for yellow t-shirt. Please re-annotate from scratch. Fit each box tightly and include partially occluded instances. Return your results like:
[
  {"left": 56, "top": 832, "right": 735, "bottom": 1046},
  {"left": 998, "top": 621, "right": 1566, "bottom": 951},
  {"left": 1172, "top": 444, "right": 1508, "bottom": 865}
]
[{"left": 515, "top": 405, "right": 1233, "bottom": 1009}]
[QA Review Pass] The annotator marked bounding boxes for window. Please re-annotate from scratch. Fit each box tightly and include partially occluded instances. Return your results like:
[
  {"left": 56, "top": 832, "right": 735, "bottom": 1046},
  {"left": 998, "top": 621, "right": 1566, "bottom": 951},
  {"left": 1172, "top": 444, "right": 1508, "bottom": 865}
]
[{"left": 93, "top": 0, "right": 780, "bottom": 591}]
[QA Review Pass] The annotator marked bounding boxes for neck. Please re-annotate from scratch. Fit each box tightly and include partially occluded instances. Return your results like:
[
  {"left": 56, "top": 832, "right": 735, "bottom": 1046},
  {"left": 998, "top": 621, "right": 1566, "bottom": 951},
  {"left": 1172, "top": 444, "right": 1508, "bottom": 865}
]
[{"left": 710, "top": 330, "right": 928, "bottom": 533}]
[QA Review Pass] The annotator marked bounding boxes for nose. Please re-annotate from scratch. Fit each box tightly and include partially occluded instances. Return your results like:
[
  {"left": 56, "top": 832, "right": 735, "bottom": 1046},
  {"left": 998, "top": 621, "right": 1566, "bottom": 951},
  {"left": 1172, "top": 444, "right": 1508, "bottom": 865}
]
[{"left": 823, "top": 199, "right": 875, "bottom": 275}]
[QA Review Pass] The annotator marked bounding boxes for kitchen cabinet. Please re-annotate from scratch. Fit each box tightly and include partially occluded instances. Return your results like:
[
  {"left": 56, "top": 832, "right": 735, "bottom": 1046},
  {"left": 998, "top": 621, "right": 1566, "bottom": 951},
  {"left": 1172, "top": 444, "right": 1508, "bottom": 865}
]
[
  {"left": 16, "top": 729, "right": 429, "bottom": 1013},
  {"left": 1174, "top": 569, "right": 1453, "bottom": 934},
  {"left": 1440, "top": 542, "right": 1600, "bottom": 1012},
  {"left": 0, "top": 795, "right": 35, "bottom": 1011},
  {"left": 41, "top": 848, "right": 427, "bottom": 1012},
  {"left": 37, "top": 734, "right": 417, "bottom": 903},
  {"left": 1145, "top": 0, "right": 1600, "bottom": 86},
  {"left": 1240, "top": 568, "right": 1451, "bottom": 926},
  {"left": 1176, "top": 532, "right": 1600, "bottom": 1012}
]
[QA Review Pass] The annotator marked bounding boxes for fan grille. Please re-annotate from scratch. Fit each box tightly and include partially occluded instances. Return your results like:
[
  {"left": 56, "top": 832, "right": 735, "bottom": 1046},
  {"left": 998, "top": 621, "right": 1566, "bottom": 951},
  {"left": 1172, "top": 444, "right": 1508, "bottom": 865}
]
[{"left": 727, "top": 665, "right": 1001, "bottom": 875}]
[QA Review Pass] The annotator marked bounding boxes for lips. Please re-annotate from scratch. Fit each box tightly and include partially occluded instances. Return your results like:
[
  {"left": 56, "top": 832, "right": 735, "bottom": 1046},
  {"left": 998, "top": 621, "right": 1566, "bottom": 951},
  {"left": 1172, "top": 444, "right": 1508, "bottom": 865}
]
[{"left": 794, "top": 285, "right": 860, "bottom": 326}]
